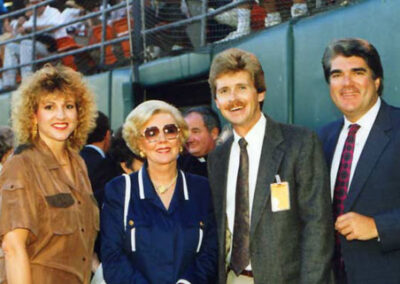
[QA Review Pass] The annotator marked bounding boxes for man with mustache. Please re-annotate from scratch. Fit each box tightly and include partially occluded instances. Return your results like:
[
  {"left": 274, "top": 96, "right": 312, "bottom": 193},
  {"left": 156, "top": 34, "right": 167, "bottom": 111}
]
[
  {"left": 318, "top": 38, "right": 400, "bottom": 284},
  {"left": 207, "top": 48, "right": 333, "bottom": 284}
]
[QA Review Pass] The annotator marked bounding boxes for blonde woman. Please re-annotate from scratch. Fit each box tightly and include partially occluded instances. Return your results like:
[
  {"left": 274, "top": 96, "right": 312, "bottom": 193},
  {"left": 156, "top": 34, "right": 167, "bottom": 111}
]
[
  {"left": 0, "top": 64, "right": 98, "bottom": 283},
  {"left": 101, "top": 100, "right": 217, "bottom": 284}
]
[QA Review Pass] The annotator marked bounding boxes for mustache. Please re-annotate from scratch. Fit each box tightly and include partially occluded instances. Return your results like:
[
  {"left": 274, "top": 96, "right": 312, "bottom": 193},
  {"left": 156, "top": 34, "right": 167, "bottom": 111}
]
[
  {"left": 225, "top": 100, "right": 245, "bottom": 110},
  {"left": 340, "top": 87, "right": 360, "bottom": 94}
]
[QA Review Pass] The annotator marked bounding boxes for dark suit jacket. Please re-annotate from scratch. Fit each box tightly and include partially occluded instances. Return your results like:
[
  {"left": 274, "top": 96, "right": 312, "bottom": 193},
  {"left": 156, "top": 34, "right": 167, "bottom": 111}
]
[
  {"left": 318, "top": 100, "right": 400, "bottom": 284},
  {"left": 178, "top": 154, "right": 208, "bottom": 177},
  {"left": 80, "top": 146, "right": 121, "bottom": 207},
  {"left": 208, "top": 114, "right": 334, "bottom": 284}
]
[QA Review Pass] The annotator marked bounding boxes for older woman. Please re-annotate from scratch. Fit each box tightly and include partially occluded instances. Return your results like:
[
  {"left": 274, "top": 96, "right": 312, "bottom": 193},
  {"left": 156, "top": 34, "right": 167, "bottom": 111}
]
[
  {"left": 101, "top": 100, "right": 217, "bottom": 284},
  {"left": 0, "top": 64, "right": 98, "bottom": 283}
]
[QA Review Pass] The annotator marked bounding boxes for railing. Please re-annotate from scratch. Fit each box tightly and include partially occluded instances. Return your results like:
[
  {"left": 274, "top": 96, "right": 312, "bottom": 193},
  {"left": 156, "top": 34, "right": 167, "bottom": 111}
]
[{"left": 0, "top": 0, "right": 355, "bottom": 92}]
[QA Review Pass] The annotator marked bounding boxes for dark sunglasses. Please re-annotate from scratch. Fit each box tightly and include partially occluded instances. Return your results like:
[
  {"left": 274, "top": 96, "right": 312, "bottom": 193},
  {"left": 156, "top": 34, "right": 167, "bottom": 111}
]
[{"left": 142, "top": 124, "right": 180, "bottom": 143}]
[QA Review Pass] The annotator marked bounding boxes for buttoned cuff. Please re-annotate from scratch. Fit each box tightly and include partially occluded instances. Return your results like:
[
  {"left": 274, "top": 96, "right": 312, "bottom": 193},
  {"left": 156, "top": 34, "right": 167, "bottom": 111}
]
[{"left": 176, "top": 279, "right": 191, "bottom": 284}]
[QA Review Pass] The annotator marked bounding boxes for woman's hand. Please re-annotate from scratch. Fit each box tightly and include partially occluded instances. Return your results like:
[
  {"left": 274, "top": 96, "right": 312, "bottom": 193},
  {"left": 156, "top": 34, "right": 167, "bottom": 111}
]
[{"left": 2, "top": 229, "right": 32, "bottom": 284}]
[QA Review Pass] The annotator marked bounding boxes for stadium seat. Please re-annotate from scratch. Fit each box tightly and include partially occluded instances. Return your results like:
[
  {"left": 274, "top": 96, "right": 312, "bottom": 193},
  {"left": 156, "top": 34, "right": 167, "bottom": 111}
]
[
  {"left": 112, "top": 17, "right": 134, "bottom": 59},
  {"left": 90, "top": 25, "right": 118, "bottom": 65},
  {"left": 251, "top": 4, "right": 267, "bottom": 31},
  {"left": 56, "top": 36, "right": 82, "bottom": 70}
]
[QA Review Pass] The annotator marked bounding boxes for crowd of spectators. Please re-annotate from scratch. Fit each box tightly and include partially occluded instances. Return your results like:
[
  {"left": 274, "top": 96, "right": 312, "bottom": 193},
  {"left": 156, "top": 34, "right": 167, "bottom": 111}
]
[{"left": 0, "top": 0, "right": 347, "bottom": 93}]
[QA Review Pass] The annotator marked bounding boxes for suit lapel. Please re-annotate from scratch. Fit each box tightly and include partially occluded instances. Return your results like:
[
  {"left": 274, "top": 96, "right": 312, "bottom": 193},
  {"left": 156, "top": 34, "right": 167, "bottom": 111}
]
[
  {"left": 344, "top": 102, "right": 392, "bottom": 211},
  {"left": 211, "top": 136, "right": 233, "bottom": 250},
  {"left": 325, "top": 120, "right": 343, "bottom": 167},
  {"left": 250, "top": 116, "right": 284, "bottom": 237}
]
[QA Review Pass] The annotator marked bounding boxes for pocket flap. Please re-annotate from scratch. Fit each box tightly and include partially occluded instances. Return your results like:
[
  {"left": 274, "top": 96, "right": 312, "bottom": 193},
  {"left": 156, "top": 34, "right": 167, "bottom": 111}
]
[
  {"left": 1, "top": 180, "right": 24, "bottom": 191},
  {"left": 45, "top": 193, "right": 75, "bottom": 208}
]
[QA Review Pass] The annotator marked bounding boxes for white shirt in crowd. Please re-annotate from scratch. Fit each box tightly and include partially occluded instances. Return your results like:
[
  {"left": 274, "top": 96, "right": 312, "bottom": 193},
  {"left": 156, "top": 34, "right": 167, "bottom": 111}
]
[{"left": 23, "top": 5, "right": 67, "bottom": 39}]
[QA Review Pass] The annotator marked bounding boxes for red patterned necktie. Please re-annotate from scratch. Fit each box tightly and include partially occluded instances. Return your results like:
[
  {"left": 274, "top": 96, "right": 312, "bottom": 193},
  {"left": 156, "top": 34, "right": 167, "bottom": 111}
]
[{"left": 333, "top": 123, "right": 360, "bottom": 273}]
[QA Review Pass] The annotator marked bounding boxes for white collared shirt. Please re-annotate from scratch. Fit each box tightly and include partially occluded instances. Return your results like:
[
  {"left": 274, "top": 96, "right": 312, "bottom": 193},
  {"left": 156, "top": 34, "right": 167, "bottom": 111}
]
[
  {"left": 85, "top": 144, "right": 106, "bottom": 159},
  {"left": 226, "top": 114, "right": 266, "bottom": 270},
  {"left": 330, "top": 98, "right": 381, "bottom": 198}
]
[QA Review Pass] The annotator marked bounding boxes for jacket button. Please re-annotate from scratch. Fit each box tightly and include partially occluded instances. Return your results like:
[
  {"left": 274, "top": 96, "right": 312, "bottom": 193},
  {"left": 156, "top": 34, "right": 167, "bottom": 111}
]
[{"left": 129, "top": 220, "right": 134, "bottom": 226}]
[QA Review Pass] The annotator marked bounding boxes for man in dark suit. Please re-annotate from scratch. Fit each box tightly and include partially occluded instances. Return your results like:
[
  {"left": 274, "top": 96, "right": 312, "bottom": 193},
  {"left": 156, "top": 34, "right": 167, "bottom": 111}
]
[
  {"left": 179, "top": 106, "right": 220, "bottom": 177},
  {"left": 80, "top": 111, "right": 120, "bottom": 207},
  {"left": 207, "top": 48, "right": 333, "bottom": 284},
  {"left": 318, "top": 38, "right": 400, "bottom": 284}
]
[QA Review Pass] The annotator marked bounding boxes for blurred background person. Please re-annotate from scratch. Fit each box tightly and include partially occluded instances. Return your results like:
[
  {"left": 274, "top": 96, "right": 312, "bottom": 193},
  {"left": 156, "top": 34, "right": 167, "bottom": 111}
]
[
  {"left": 0, "top": 126, "right": 13, "bottom": 171},
  {"left": 0, "top": 64, "right": 98, "bottom": 283},
  {"left": 2, "top": 0, "right": 66, "bottom": 89},
  {"left": 80, "top": 111, "right": 120, "bottom": 208},
  {"left": 80, "top": 111, "right": 120, "bottom": 276},
  {"left": 0, "top": 0, "right": 7, "bottom": 34},
  {"left": 108, "top": 126, "right": 145, "bottom": 174},
  {"left": 179, "top": 106, "right": 220, "bottom": 177},
  {"left": 216, "top": 0, "right": 308, "bottom": 41},
  {"left": 101, "top": 100, "right": 217, "bottom": 284}
]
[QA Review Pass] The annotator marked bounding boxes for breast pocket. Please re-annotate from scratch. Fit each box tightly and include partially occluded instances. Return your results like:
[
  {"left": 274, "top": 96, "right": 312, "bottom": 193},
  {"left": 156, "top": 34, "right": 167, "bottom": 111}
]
[
  {"left": 125, "top": 219, "right": 153, "bottom": 254},
  {"left": 45, "top": 193, "right": 77, "bottom": 235},
  {"left": 182, "top": 220, "right": 204, "bottom": 254}
]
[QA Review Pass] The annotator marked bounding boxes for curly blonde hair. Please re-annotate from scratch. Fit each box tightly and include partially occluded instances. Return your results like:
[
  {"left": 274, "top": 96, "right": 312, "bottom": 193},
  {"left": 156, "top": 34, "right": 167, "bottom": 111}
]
[
  {"left": 11, "top": 64, "right": 97, "bottom": 150},
  {"left": 123, "top": 100, "right": 189, "bottom": 155}
]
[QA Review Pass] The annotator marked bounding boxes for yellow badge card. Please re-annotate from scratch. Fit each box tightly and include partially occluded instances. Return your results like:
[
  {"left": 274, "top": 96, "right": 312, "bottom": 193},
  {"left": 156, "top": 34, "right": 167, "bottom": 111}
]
[{"left": 270, "top": 180, "right": 290, "bottom": 212}]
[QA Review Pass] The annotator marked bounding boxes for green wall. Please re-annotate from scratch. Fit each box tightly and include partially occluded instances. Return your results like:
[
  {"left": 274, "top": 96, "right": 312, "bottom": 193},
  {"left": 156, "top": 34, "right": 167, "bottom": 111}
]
[{"left": 0, "top": 93, "right": 11, "bottom": 126}]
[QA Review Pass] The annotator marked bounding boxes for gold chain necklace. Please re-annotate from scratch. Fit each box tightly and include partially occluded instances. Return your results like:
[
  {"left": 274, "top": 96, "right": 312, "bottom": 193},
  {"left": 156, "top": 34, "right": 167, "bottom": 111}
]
[{"left": 153, "top": 173, "right": 178, "bottom": 194}]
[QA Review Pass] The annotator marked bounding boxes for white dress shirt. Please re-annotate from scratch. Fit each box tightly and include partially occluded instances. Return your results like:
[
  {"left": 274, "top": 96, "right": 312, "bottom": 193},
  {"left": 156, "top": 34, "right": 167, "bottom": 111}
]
[
  {"left": 330, "top": 98, "right": 381, "bottom": 198},
  {"left": 23, "top": 6, "right": 67, "bottom": 39},
  {"left": 226, "top": 114, "right": 266, "bottom": 270}
]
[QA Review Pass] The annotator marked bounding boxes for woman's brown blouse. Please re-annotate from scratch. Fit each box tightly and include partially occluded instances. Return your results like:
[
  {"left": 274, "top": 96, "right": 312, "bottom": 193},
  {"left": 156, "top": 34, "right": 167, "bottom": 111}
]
[{"left": 0, "top": 139, "right": 99, "bottom": 283}]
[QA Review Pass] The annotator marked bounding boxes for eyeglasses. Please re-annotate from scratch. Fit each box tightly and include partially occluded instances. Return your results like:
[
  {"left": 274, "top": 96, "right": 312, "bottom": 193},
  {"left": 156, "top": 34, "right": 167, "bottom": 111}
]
[{"left": 141, "top": 124, "right": 180, "bottom": 143}]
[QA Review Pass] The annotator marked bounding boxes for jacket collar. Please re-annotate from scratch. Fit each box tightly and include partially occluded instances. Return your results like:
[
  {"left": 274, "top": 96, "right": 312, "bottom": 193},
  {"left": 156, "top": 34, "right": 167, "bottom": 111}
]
[{"left": 137, "top": 164, "right": 189, "bottom": 201}]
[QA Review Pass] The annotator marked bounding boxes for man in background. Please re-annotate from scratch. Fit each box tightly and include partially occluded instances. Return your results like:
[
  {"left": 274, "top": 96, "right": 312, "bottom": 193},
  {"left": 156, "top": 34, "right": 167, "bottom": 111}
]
[
  {"left": 179, "top": 106, "right": 220, "bottom": 177},
  {"left": 2, "top": 0, "right": 66, "bottom": 89},
  {"left": 80, "top": 111, "right": 120, "bottom": 207}
]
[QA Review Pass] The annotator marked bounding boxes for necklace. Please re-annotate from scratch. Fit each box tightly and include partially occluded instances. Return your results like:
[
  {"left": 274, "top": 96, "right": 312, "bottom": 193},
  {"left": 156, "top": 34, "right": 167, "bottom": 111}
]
[{"left": 153, "top": 173, "right": 178, "bottom": 194}]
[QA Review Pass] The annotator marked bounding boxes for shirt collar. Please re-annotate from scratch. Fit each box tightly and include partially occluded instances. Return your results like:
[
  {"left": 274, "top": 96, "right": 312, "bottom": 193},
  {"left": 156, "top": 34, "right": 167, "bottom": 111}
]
[
  {"left": 197, "top": 157, "right": 206, "bottom": 163},
  {"left": 343, "top": 97, "right": 381, "bottom": 129},
  {"left": 233, "top": 113, "right": 267, "bottom": 145},
  {"left": 33, "top": 138, "right": 63, "bottom": 169},
  {"left": 33, "top": 138, "right": 78, "bottom": 171},
  {"left": 85, "top": 144, "right": 106, "bottom": 158}
]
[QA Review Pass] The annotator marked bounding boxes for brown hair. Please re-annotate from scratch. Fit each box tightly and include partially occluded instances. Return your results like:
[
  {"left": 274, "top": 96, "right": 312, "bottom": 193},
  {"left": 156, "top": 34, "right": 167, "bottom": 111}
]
[
  {"left": 11, "top": 64, "right": 97, "bottom": 149},
  {"left": 208, "top": 48, "right": 266, "bottom": 98}
]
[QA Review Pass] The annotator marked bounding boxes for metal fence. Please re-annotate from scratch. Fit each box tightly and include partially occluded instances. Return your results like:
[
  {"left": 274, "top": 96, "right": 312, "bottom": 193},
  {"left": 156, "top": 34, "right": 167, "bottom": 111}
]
[{"left": 0, "top": 0, "right": 354, "bottom": 92}]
